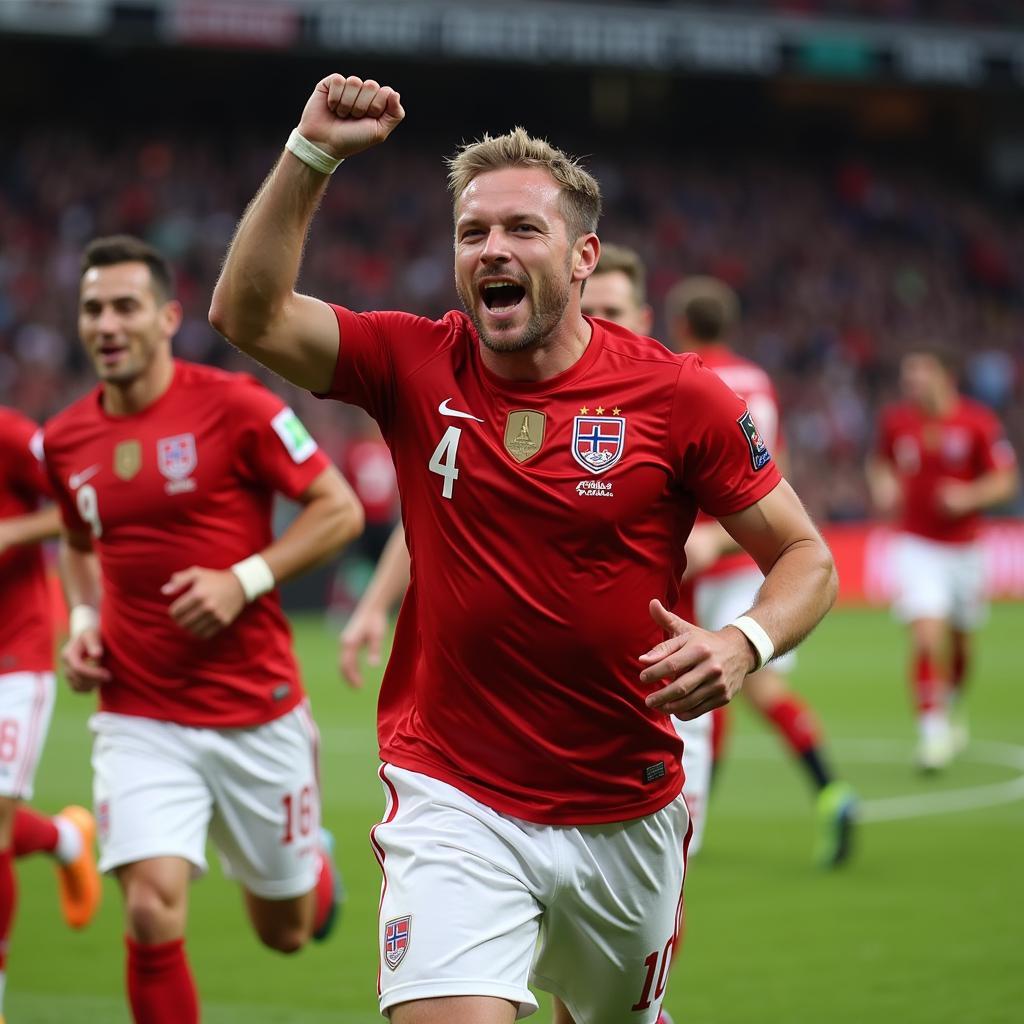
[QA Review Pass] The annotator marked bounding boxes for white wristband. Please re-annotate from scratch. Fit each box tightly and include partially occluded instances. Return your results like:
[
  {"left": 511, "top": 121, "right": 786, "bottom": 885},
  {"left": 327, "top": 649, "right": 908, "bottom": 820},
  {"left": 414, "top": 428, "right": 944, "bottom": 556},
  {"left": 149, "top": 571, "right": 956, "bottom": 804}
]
[
  {"left": 69, "top": 604, "right": 100, "bottom": 640},
  {"left": 285, "top": 128, "right": 344, "bottom": 175},
  {"left": 729, "top": 615, "right": 775, "bottom": 671},
  {"left": 230, "top": 554, "right": 276, "bottom": 603}
]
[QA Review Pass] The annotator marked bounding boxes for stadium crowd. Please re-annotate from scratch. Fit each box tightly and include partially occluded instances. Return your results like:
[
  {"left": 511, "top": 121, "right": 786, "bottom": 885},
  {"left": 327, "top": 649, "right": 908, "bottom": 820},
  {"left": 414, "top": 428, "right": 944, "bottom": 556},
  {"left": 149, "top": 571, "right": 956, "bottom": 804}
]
[{"left": 2, "top": 130, "right": 1021, "bottom": 524}]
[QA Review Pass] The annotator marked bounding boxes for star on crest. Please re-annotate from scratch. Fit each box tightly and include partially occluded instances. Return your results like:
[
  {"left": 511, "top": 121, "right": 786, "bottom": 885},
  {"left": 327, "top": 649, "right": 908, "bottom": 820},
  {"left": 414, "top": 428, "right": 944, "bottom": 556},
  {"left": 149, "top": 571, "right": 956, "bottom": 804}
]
[
  {"left": 580, "top": 405, "right": 589, "bottom": 415},
  {"left": 595, "top": 405, "right": 605, "bottom": 415},
  {"left": 612, "top": 406, "right": 621, "bottom": 415}
]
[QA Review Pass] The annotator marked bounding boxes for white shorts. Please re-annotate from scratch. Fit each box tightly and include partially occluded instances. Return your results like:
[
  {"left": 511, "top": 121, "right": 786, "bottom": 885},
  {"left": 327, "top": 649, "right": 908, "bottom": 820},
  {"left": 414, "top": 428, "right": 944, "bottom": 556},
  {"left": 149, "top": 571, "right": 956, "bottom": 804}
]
[
  {"left": 91, "top": 704, "right": 321, "bottom": 899},
  {"left": 676, "top": 713, "right": 712, "bottom": 856},
  {"left": 892, "top": 534, "right": 987, "bottom": 629},
  {"left": 372, "top": 765, "right": 690, "bottom": 1024},
  {"left": 0, "top": 672, "right": 55, "bottom": 801},
  {"left": 695, "top": 568, "right": 796, "bottom": 673}
]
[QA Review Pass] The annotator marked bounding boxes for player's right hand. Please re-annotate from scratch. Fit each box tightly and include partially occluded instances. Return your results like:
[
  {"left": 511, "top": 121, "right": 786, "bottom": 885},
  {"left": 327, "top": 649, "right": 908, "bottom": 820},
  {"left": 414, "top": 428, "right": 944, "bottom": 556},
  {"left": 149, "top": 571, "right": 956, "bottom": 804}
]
[
  {"left": 296, "top": 75, "right": 405, "bottom": 162},
  {"left": 338, "top": 603, "right": 388, "bottom": 689},
  {"left": 61, "top": 629, "right": 111, "bottom": 693}
]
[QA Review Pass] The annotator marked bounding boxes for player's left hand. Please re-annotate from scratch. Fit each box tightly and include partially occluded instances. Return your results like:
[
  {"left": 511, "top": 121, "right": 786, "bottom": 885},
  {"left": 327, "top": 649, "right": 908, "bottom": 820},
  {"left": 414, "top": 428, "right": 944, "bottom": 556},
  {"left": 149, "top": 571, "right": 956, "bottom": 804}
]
[
  {"left": 162, "top": 566, "right": 247, "bottom": 638},
  {"left": 935, "top": 480, "right": 975, "bottom": 517},
  {"left": 639, "top": 598, "right": 756, "bottom": 720}
]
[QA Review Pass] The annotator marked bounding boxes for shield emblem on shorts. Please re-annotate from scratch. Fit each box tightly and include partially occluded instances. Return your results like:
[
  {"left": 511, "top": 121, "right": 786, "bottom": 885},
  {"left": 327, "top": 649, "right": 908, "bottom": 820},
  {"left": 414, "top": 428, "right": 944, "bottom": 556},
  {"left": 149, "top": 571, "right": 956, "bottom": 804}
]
[
  {"left": 157, "top": 433, "right": 197, "bottom": 481},
  {"left": 384, "top": 915, "right": 411, "bottom": 970}
]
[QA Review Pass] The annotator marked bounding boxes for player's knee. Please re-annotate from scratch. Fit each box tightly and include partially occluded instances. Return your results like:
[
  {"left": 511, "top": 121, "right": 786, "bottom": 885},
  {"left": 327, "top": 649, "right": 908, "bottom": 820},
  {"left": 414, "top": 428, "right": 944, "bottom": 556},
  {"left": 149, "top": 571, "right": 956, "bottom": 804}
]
[{"left": 123, "top": 882, "right": 185, "bottom": 942}]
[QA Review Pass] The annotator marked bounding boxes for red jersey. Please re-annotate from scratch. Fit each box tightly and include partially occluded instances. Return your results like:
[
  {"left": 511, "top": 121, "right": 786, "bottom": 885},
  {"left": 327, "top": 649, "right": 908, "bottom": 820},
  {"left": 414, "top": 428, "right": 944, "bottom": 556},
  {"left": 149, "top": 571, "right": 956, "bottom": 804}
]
[
  {"left": 344, "top": 437, "right": 398, "bottom": 525},
  {"left": 322, "top": 309, "right": 781, "bottom": 824},
  {"left": 695, "top": 345, "right": 783, "bottom": 580},
  {"left": 0, "top": 408, "right": 54, "bottom": 674},
  {"left": 43, "top": 361, "right": 330, "bottom": 727},
  {"left": 876, "top": 397, "right": 1016, "bottom": 544}
]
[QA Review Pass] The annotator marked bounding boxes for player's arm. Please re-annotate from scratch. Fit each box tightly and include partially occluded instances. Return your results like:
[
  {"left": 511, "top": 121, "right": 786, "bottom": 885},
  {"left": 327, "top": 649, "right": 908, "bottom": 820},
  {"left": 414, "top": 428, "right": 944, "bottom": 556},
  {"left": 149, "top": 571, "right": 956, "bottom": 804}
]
[
  {"left": 339, "top": 523, "right": 411, "bottom": 688},
  {"left": 209, "top": 75, "right": 405, "bottom": 392},
  {"left": 164, "top": 465, "right": 364, "bottom": 639},
  {"left": 642, "top": 481, "right": 836, "bottom": 720},
  {"left": 865, "top": 454, "right": 901, "bottom": 516},
  {"left": 58, "top": 528, "right": 111, "bottom": 692},
  {"left": 935, "top": 465, "right": 1019, "bottom": 517},
  {"left": 0, "top": 505, "right": 61, "bottom": 556}
]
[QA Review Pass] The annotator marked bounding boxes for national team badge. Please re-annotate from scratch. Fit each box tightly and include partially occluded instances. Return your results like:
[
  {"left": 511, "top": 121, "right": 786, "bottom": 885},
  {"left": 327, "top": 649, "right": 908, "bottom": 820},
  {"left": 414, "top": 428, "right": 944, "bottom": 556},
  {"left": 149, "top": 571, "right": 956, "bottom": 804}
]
[
  {"left": 504, "top": 409, "right": 546, "bottom": 463},
  {"left": 738, "top": 410, "right": 772, "bottom": 471},
  {"left": 114, "top": 439, "right": 142, "bottom": 481},
  {"left": 383, "top": 915, "right": 411, "bottom": 970},
  {"left": 572, "top": 415, "right": 626, "bottom": 474},
  {"left": 157, "top": 434, "right": 197, "bottom": 481}
]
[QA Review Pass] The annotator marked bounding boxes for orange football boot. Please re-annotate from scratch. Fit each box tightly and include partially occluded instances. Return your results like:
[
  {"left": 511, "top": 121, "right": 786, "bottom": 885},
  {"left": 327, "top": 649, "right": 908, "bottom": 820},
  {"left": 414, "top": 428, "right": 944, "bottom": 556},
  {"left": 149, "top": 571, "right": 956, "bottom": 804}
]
[{"left": 56, "top": 805, "right": 101, "bottom": 929}]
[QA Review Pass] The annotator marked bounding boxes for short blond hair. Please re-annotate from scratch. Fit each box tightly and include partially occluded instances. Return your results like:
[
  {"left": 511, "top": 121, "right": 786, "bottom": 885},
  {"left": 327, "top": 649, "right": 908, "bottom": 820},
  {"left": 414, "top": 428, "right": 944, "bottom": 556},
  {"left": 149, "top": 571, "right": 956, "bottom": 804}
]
[
  {"left": 447, "top": 127, "right": 602, "bottom": 241},
  {"left": 664, "top": 276, "right": 740, "bottom": 341},
  {"left": 594, "top": 243, "right": 647, "bottom": 305}
]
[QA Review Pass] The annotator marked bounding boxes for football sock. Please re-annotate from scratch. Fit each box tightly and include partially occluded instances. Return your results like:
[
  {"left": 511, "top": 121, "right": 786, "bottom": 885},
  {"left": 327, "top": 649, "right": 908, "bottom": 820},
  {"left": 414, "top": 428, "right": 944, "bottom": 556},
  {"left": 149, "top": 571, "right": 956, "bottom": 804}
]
[
  {"left": 763, "top": 696, "right": 832, "bottom": 791},
  {"left": 913, "top": 651, "right": 942, "bottom": 713},
  {"left": 312, "top": 848, "right": 335, "bottom": 936},
  {"left": 126, "top": 936, "right": 198, "bottom": 1024},
  {"left": 950, "top": 633, "right": 970, "bottom": 696},
  {"left": 0, "top": 848, "right": 15, "bottom": 1011},
  {"left": 12, "top": 807, "right": 59, "bottom": 858}
]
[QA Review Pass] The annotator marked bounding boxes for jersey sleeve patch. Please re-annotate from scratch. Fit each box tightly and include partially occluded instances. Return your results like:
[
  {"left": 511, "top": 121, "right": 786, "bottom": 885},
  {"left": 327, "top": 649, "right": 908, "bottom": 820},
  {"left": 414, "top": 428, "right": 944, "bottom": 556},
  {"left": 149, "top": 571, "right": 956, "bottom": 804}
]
[
  {"left": 738, "top": 409, "right": 772, "bottom": 471},
  {"left": 271, "top": 407, "right": 318, "bottom": 465}
]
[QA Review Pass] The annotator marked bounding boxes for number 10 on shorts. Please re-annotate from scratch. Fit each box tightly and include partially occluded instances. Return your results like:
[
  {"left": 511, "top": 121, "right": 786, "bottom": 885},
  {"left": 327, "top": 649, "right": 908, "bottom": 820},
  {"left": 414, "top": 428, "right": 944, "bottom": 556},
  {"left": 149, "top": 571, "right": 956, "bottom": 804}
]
[
  {"left": 281, "top": 785, "right": 314, "bottom": 845},
  {"left": 632, "top": 934, "right": 674, "bottom": 1011}
]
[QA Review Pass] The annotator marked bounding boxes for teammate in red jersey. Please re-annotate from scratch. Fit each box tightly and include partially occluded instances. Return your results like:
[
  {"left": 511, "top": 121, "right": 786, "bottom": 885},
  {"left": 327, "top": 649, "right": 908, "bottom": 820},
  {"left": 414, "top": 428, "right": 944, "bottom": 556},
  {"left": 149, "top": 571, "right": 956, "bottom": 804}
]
[
  {"left": 867, "top": 345, "right": 1018, "bottom": 770},
  {"left": 43, "top": 236, "right": 364, "bottom": 1024},
  {"left": 665, "top": 277, "right": 856, "bottom": 867},
  {"left": 0, "top": 407, "right": 101, "bottom": 1020},
  {"left": 210, "top": 75, "right": 837, "bottom": 1024}
]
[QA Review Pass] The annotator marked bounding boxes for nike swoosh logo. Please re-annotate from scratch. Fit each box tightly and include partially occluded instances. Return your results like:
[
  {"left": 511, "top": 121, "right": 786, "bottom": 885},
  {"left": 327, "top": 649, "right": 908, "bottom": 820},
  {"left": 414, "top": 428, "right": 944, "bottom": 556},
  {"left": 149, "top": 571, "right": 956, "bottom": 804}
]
[
  {"left": 68, "top": 464, "right": 100, "bottom": 489},
  {"left": 438, "top": 398, "right": 484, "bottom": 422}
]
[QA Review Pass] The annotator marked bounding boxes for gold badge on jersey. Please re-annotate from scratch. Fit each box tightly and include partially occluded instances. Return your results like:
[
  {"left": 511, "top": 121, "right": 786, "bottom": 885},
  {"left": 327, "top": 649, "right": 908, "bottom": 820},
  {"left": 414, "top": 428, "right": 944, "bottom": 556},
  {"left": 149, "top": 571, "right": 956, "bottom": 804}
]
[
  {"left": 504, "top": 410, "right": 546, "bottom": 463},
  {"left": 113, "top": 440, "right": 141, "bottom": 481}
]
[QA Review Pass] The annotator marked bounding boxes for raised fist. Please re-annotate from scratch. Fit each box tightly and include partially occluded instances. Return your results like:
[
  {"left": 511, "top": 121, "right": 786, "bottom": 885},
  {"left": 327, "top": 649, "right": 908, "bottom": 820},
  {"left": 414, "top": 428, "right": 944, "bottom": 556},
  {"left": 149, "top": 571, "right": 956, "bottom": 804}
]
[{"left": 296, "top": 74, "right": 405, "bottom": 160}]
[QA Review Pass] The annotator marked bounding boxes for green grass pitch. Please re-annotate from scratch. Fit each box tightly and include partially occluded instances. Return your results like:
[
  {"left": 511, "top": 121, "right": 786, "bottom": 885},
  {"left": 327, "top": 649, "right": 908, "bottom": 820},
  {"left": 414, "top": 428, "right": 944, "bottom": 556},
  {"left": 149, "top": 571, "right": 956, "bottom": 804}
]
[{"left": 7, "top": 605, "right": 1023, "bottom": 1023}]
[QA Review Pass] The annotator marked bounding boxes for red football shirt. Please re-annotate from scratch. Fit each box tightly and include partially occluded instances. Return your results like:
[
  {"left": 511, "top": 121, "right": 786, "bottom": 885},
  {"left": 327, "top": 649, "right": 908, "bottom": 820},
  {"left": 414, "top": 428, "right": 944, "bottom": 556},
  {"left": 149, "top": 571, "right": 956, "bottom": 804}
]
[
  {"left": 876, "top": 398, "right": 1017, "bottom": 543},
  {"left": 694, "top": 345, "right": 783, "bottom": 580},
  {"left": 43, "top": 361, "right": 329, "bottom": 727},
  {"left": 322, "top": 309, "right": 781, "bottom": 824},
  {"left": 0, "top": 408, "right": 54, "bottom": 674}
]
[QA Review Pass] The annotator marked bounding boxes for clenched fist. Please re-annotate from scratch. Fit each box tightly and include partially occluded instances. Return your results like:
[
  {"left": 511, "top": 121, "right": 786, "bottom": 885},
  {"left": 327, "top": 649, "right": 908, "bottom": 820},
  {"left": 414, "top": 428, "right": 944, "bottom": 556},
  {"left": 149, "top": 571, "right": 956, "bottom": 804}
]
[{"left": 296, "top": 75, "right": 405, "bottom": 161}]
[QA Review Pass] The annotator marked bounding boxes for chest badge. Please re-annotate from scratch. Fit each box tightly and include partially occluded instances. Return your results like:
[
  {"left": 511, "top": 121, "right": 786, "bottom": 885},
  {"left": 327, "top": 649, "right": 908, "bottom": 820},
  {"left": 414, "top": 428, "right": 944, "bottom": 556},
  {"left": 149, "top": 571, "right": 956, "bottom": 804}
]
[
  {"left": 157, "top": 433, "right": 198, "bottom": 494},
  {"left": 113, "top": 440, "right": 142, "bottom": 481},
  {"left": 504, "top": 410, "right": 546, "bottom": 464},
  {"left": 572, "top": 415, "right": 625, "bottom": 474}
]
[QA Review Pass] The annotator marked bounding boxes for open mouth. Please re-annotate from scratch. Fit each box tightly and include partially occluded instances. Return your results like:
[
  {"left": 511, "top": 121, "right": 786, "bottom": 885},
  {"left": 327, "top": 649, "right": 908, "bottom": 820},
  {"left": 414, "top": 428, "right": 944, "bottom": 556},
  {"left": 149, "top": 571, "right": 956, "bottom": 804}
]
[{"left": 480, "top": 281, "right": 527, "bottom": 312}]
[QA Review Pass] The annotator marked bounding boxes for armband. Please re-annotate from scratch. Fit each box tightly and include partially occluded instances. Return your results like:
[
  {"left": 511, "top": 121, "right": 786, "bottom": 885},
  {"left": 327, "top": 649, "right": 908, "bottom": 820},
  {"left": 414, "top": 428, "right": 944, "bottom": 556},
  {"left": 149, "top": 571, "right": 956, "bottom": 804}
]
[
  {"left": 69, "top": 605, "right": 100, "bottom": 640},
  {"left": 285, "top": 129, "right": 344, "bottom": 175},
  {"left": 729, "top": 615, "right": 775, "bottom": 671},
  {"left": 230, "top": 554, "right": 276, "bottom": 603}
]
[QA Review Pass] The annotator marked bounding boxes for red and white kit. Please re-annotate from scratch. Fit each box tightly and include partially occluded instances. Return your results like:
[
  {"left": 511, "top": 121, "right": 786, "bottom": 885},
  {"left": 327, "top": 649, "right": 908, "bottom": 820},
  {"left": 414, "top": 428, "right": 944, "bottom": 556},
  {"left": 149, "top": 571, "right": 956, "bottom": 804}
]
[
  {"left": 0, "top": 408, "right": 56, "bottom": 800},
  {"left": 876, "top": 398, "right": 1017, "bottom": 626},
  {"left": 320, "top": 309, "right": 780, "bottom": 1021},
  {"left": 44, "top": 362, "right": 330, "bottom": 892}
]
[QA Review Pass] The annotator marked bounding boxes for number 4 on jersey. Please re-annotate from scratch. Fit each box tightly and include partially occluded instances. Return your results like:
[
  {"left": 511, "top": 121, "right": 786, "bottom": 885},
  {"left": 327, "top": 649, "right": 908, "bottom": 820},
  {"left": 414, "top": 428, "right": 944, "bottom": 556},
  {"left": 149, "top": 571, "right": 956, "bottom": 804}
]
[{"left": 428, "top": 426, "right": 462, "bottom": 499}]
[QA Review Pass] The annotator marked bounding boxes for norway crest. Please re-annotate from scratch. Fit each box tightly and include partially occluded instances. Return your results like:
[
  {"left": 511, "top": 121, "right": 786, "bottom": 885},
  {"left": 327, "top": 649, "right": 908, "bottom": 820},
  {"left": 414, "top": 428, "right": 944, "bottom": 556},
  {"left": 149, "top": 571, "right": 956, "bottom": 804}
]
[
  {"left": 384, "top": 915, "right": 411, "bottom": 970},
  {"left": 572, "top": 416, "right": 626, "bottom": 475}
]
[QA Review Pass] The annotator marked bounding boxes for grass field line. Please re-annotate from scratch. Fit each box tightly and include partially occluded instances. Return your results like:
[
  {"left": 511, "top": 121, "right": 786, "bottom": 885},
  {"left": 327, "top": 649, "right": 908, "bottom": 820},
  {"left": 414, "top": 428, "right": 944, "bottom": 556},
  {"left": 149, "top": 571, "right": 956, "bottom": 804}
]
[{"left": 728, "top": 736, "right": 1024, "bottom": 821}]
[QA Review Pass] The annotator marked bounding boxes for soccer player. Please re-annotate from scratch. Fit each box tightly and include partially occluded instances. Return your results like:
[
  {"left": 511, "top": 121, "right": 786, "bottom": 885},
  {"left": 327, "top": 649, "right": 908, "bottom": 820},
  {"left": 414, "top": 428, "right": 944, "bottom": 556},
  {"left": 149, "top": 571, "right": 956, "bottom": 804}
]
[
  {"left": 338, "top": 243, "right": 717, "bottom": 878},
  {"left": 210, "top": 74, "right": 837, "bottom": 1024},
  {"left": 664, "top": 276, "right": 857, "bottom": 867},
  {"left": 0, "top": 406, "right": 101, "bottom": 1022},
  {"left": 43, "top": 236, "right": 364, "bottom": 1024},
  {"left": 867, "top": 345, "right": 1018, "bottom": 770}
]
